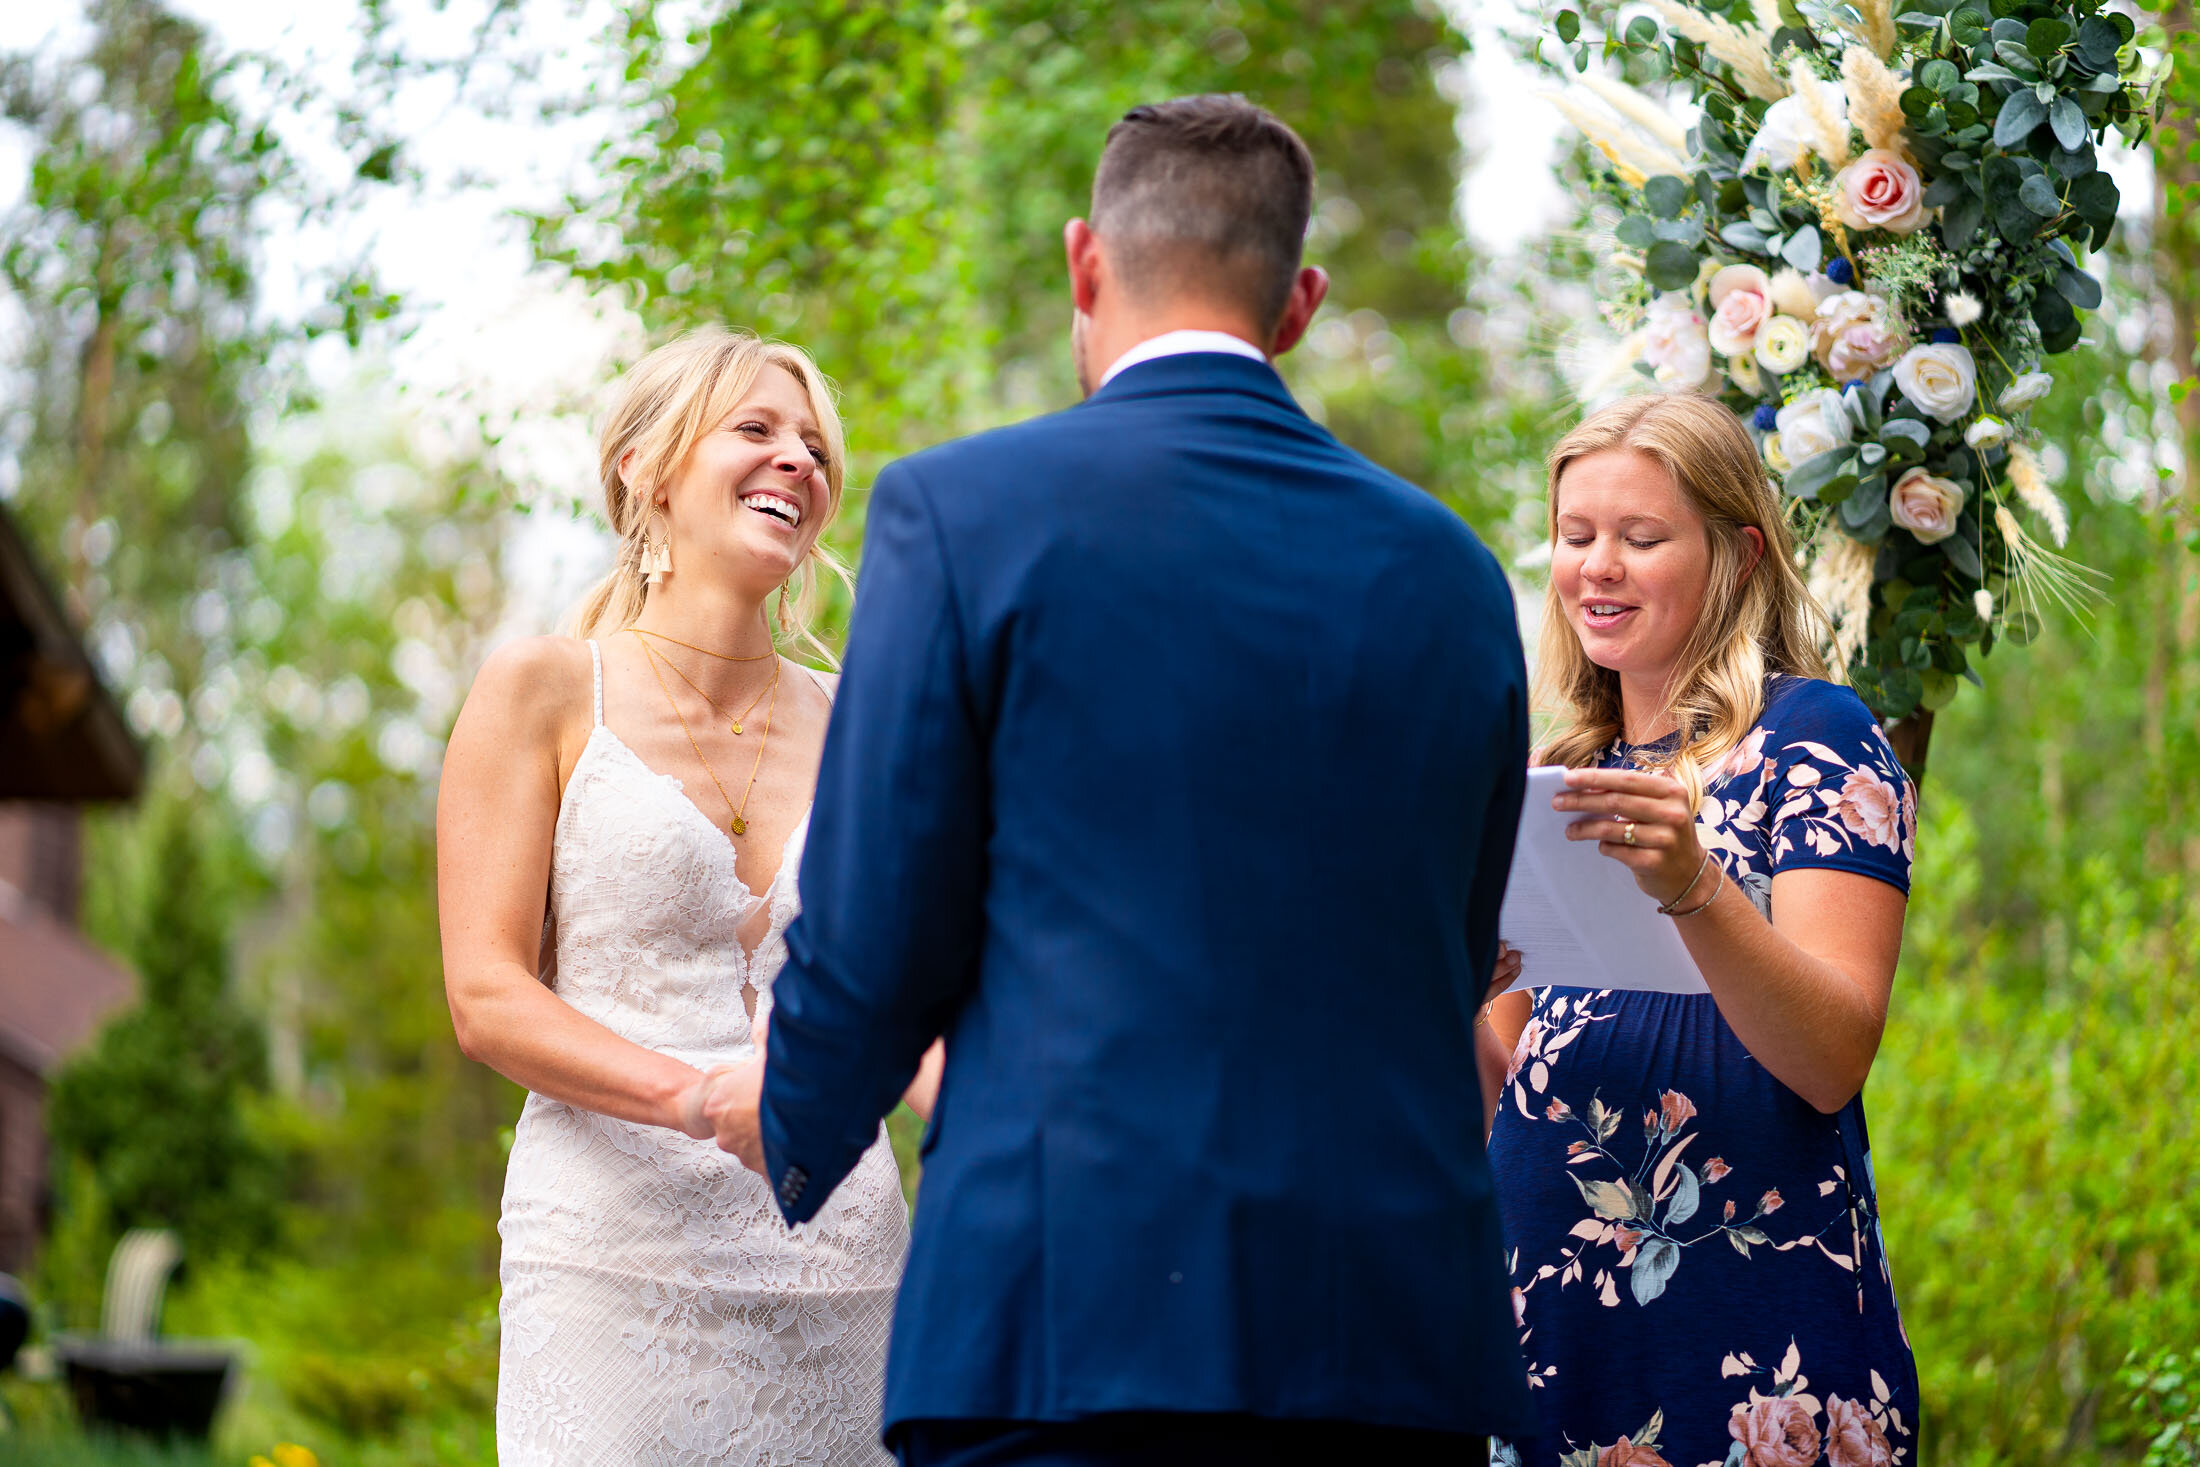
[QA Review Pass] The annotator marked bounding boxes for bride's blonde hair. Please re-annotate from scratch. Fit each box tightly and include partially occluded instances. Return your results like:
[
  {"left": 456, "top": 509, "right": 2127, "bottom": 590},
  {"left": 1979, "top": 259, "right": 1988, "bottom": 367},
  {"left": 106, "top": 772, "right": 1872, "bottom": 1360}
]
[
  {"left": 1534, "top": 394, "right": 1829, "bottom": 807},
  {"left": 567, "top": 327, "right": 855, "bottom": 667}
]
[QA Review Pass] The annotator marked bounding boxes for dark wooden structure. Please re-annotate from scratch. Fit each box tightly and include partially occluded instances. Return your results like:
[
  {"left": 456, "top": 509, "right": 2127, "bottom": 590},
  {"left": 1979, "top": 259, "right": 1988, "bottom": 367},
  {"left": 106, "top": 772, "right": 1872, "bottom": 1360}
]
[{"left": 0, "top": 504, "right": 141, "bottom": 1272}]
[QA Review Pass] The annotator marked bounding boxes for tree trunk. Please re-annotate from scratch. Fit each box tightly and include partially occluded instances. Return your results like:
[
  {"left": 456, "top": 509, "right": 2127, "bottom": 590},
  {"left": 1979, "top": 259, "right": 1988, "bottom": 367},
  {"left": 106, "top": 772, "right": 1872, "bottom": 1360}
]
[{"left": 1886, "top": 710, "right": 1933, "bottom": 786}]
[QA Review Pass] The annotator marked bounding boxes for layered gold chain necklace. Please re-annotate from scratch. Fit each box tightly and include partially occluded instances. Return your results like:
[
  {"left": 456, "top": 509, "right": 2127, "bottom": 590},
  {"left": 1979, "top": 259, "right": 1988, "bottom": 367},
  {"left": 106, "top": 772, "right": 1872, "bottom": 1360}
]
[
  {"left": 630, "top": 629, "right": 780, "bottom": 838},
  {"left": 631, "top": 627, "right": 776, "bottom": 735}
]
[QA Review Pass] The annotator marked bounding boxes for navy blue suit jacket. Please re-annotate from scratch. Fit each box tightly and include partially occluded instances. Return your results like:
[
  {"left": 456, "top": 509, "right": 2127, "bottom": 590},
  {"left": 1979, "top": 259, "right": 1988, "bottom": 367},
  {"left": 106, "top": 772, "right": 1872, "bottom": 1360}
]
[{"left": 761, "top": 352, "right": 1536, "bottom": 1440}]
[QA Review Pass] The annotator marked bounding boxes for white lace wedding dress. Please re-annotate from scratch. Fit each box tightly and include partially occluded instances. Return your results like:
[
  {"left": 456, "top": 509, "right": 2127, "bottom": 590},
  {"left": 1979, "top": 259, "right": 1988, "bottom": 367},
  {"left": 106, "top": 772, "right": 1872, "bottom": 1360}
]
[{"left": 497, "top": 641, "right": 907, "bottom": 1465}]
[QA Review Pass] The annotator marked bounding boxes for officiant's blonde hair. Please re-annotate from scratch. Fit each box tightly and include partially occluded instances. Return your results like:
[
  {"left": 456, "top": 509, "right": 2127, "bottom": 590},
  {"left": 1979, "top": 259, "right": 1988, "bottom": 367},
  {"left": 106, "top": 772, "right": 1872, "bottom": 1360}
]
[
  {"left": 1535, "top": 394, "right": 1829, "bottom": 809},
  {"left": 567, "top": 328, "right": 853, "bottom": 667}
]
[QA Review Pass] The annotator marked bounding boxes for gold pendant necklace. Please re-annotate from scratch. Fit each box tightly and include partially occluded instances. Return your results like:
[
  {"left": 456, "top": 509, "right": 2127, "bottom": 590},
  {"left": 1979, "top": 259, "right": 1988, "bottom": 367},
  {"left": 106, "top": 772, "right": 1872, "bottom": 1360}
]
[
  {"left": 634, "top": 632, "right": 779, "bottom": 837},
  {"left": 640, "top": 636, "right": 775, "bottom": 734}
]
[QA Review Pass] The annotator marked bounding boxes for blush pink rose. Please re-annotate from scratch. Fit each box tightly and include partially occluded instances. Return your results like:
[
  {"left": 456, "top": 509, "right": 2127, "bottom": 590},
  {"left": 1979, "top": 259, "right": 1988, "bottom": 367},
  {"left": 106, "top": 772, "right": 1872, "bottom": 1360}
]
[
  {"left": 1730, "top": 1396, "right": 1823, "bottom": 1467},
  {"left": 1825, "top": 1395, "right": 1895, "bottom": 1467},
  {"left": 1708, "top": 265, "right": 1774, "bottom": 357},
  {"left": 1812, "top": 290, "right": 1909, "bottom": 381},
  {"left": 1889, "top": 467, "right": 1965, "bottom": 545},
  {"left": 1659, "top": 1089, "right": 1698, "bottom": 1132},
  {"left": 1835, "top": 767, "right": 1904, "bottom": 850},
  {"left": 1835, "top": 149, "right": 1927, "bottom": 234}
]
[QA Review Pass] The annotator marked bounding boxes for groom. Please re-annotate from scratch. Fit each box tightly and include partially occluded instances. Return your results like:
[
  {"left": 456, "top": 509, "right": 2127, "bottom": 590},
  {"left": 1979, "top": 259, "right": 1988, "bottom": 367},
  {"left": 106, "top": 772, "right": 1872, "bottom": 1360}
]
[{"left": 703, "top": 95, "right": 1536, "bottom": 1462}]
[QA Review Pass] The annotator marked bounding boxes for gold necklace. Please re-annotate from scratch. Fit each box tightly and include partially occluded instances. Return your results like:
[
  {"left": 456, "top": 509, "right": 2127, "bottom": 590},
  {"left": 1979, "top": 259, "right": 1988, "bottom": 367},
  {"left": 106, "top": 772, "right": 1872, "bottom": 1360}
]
[
  {"left": 643, "top": 639, "right": 776, "bottom": 735},
  {"left": 630, "top": 626, "right": 776, "bottom": 663},
  {"left": 635, "top": 633, "right": 780, "bottom": 837}
]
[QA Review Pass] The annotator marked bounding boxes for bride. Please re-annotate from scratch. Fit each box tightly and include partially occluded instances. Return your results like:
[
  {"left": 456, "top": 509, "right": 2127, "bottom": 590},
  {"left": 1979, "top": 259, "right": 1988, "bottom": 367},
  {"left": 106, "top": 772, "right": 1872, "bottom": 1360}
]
[{"left": 437, "top": 327, "right": 939, "bottom": 1465}]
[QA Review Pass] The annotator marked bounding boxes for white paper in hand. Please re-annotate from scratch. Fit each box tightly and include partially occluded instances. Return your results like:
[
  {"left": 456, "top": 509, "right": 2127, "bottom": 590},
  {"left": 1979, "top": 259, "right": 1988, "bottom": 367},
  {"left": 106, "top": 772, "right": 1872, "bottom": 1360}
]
[{"left": 1498, "top": 766, "right": 1708, "bottom": 995}]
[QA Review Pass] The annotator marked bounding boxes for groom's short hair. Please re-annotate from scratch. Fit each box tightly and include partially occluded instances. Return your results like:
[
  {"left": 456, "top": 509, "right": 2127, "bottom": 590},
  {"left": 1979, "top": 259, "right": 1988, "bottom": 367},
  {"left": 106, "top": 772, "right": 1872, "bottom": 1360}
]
[{"left": 1091, "top": 95, "right": 1314, "bottom": 331}]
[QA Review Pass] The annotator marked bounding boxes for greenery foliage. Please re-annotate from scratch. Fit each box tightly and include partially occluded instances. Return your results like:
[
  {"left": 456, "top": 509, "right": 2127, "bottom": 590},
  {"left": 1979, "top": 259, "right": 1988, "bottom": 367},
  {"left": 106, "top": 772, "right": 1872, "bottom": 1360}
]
[{"left": 1532, "top": 0, "right": 2163, "bottom": 727}]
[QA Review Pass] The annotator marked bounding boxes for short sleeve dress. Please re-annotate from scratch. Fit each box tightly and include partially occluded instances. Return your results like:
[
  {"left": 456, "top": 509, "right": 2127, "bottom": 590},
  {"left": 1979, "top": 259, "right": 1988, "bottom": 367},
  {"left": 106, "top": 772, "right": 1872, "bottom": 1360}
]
[{"left": 1489, "top": 676, "right": 1920, "bottom": 1467}]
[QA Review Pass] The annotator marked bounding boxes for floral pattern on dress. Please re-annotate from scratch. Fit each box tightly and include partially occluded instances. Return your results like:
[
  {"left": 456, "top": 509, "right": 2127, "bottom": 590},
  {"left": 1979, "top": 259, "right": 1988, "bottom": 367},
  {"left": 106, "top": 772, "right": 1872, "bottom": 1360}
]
[{"left": 1490, "top": 678, "right": 1918, "bottom": 1467}]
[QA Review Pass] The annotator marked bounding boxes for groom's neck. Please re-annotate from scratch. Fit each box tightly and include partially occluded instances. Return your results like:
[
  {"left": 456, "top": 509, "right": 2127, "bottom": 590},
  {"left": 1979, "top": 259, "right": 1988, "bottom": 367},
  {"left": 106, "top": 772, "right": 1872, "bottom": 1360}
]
[{"left": 1082, "top": 300, "right": 1271, "bottom": 386}]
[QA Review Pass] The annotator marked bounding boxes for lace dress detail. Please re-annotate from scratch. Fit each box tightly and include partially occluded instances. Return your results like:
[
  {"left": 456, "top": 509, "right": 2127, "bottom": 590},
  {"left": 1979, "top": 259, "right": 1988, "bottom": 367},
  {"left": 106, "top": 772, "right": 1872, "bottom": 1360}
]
[{"left": 497, "top": 641, "right": 906, "bottom": 1466}]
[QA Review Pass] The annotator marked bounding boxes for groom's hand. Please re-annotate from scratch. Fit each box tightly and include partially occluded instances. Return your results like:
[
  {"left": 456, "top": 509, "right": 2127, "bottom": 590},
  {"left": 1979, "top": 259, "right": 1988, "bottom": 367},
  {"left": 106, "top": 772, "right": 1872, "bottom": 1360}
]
[{"left": 694, "top": 1058, "right": 768, "bottom": 1174}]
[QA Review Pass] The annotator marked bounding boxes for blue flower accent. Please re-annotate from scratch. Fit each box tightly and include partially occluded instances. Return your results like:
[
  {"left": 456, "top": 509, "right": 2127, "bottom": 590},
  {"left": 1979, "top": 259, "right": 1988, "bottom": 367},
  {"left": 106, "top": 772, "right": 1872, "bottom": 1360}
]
[
  {"left": 1753, "top": 404, "right": 1780, "bottom": 430},
  {"left": 1930, "top": 327, "right": 1961, "bottom": 344},
  {"left": 1826, "top": 257, "right": 1855, "bottom": 285}
]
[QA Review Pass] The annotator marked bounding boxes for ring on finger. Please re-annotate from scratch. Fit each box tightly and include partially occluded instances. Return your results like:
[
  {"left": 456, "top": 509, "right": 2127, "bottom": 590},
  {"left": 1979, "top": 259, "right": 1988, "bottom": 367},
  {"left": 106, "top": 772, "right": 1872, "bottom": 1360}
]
[{"left": 1623, "top": 821, "right": 1637, "bottom": 846}]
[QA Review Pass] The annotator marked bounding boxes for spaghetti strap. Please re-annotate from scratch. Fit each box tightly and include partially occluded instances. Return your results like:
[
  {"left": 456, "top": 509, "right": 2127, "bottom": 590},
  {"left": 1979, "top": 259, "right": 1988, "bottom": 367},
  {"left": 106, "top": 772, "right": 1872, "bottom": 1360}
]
[
  {"left": 805, "top": 664, "right": 837, "bottom": 706},
  {"left": 587, "top": 640, "right": 604, "bottom": 727}
]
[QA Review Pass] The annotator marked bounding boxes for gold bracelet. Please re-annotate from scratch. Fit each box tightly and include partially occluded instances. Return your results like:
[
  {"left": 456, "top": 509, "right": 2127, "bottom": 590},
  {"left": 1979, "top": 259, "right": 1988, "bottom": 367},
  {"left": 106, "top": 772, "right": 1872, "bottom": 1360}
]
[
  {"left": 1667, "top": 869, "right": 1725, "bottom": 919},
  {"left": 1656, "top": 850, "right": 1715, "bottom": 915}
]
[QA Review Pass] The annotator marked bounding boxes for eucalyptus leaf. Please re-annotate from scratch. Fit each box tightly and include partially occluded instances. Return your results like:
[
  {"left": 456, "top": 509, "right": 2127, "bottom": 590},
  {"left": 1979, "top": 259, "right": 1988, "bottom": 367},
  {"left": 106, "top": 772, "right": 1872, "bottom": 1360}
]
[
  {"left": 1941, "top": 191, "right": 1986, "bottom": 250},
  {"left": 1645, "top": 239, "right": 1698, "bottom": 291},
  {"left": 1880, "top": 417, "right": 1932, "bottom": 448},
  {"left": 1993, "top": 39, "right": 2041, "bottom": 75},
  {"left": 1942, "top": 531, "right": 1984, "bottom": 579},
  {"left": 1651, "top": 216, "right": 1704, "bottom": 244},
  {"left": 1781, "top": 224, "right": 1823, "bottom": 272},
  {"left": 1964, "top": 61, "right": 2023, "bottom": 84},
  {"left": 1993, "top": 88, "right": 2047, "bottom": 146},
  {"left": 2054, "top": 264, "right": 2102, "bottom": 310},
  {"left": 2032, "top": 289, "right": 2080, "bottom": 352},
  {"left": 2048, "top": 94, "right": 2087, "bottom": 149},
  {"left": 2050, "top": 142, "right": 2096, "bottom": 179},
  {"left": 1644, "top": 173, "right": 1690, "bottom": 219},
  {"left": 2025, "top": 16, "right": 2071, "bottom": 56},
  {"left": 1860, "top": 441, "right": 1889, "bottom": 468},
  {"left": 1719, "top": 221, "right": 1772, "bottom": 251},
  {"left": 2018, "top": 171, "right": 2061, "bottom": 217},
  {"left": 1920, "top": 58, "right": 1961, "bottom": 92},
  {"left": 1616, "top": 214, "right": 1657, "bottom": 248},
  {"left": 1783, "top": 447, "right": 1856, "bottom": 502},
  {"left": 1842, "top": 485, "right": 1893, "bottom": 537},
  {"left": 1556, "top": 8, "right": 1580, "bottom": 41},
  {"left": 1923, "top": 174, "right": 1968, "bottom": 207}
]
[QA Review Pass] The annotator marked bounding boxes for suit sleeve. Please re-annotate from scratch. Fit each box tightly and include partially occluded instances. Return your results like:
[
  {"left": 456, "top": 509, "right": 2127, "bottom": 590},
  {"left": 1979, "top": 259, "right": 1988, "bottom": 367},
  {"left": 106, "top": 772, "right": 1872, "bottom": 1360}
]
[
  {"left": 759, "top": 460, "right": 987, "bottom": 1225},
  {"left": 1465, "top": 564, "right": 1530, "bottom": 1011}
]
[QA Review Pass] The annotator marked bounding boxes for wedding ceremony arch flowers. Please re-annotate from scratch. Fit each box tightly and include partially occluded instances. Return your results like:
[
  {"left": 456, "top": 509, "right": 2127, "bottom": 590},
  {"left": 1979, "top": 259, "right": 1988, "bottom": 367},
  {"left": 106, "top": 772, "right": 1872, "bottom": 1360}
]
[{"left": 1538, "top": 0, "right": 2163, "bottom": 740}]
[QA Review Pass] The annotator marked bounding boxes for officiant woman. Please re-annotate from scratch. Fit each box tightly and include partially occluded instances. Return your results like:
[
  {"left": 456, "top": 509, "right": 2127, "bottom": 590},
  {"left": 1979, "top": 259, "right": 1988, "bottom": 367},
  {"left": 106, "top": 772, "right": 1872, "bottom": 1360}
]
[{"left": 1482, "top": 394, "right": 1920, "bottom": 1466}]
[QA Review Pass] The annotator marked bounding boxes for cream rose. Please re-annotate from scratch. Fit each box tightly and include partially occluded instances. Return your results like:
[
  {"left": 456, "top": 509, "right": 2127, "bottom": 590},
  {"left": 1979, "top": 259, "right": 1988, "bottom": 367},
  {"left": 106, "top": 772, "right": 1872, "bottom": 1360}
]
[
  {"left": 1834, "top": 148, "right": 1928, "bottom": 234},
  {"left": 1708, "top": 265, "right": 1774, "bottom": 356},
  {"left": 1776, "top": 388, "right": 1853, "bottom": 462},
  {"left": 1812, "top": 291, "right": 1909, "bottom": 381},
  {"left": 1999, "top": 370, "right": 2054, "bottom": 412},
  {"left": 1893, "top": 342, "right": 1979, "bottom": 423},
  {"left": 1754, "top": 315, "right": 1811, "bottom": 374},
  {"left": 1889, "top": 467, "right": 1966, "bottom": 544},
  {"left": 1642, "top": 293, "right": 1714, "bottom": 390},
  {"left": 1964, "top": 415, "right": 2010, "bottom": 449}
]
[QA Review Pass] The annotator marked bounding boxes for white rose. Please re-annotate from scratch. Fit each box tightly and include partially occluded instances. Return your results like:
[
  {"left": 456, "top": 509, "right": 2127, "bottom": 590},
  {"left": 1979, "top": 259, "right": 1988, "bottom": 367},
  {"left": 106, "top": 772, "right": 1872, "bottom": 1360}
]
[
  {"left": 1754, "top": 314, "right": 1812, "bottom": 374},
  {"left": 1999, "top": 371, "right": 2054, "bottom": 412},
  {"left": 1641, "top": 293, "right": 1714, "bottom": 390},
  {"left": 1889, "top": 467, "right": 1966, "bottom": 544},
  {"left": 1742, "top": 80, "right": 1849, "bottom": 173},
  {"left": 1769, "top": 268, "right": 1838, "bottom": 318},
  {"left": 1893, "top": 343, "right": 1979, "bottom": 423},
  {"left": 1707, "top": 264, "right": 1774, "bottom": 356},
  {"left": 1776, "top": 388, "right": 1854, "bottom": 462},
  {"left": 1964, "top": 416, "right": 2010, "bottom": 449}
]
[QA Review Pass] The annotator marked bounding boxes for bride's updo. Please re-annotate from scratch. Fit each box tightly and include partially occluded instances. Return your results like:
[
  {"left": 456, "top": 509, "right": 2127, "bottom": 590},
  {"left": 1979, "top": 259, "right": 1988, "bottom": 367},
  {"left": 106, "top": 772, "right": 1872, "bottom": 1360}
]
[{"left": 568, "top": 327, "right": 854, "bottom": 666}]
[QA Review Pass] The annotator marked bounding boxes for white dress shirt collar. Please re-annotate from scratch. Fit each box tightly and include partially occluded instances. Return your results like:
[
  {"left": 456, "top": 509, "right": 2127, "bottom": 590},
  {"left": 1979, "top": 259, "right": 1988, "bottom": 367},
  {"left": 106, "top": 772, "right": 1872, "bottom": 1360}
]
[{"left": 1098, "top": 329, "right": 1268, "bottom": 388}]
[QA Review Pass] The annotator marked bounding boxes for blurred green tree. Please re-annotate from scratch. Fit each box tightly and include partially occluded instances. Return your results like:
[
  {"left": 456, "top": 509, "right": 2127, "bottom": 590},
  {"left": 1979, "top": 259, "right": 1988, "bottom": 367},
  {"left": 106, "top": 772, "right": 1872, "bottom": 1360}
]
[{"left": 533, "top": 0, "right": 1553, "bottom": 539}]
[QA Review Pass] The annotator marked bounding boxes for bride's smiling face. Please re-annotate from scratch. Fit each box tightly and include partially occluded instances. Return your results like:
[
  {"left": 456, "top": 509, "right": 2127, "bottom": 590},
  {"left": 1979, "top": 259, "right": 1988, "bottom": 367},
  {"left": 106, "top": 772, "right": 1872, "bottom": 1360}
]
[{"left": 650, "top": 364, "right": 835, "bottom": 594}]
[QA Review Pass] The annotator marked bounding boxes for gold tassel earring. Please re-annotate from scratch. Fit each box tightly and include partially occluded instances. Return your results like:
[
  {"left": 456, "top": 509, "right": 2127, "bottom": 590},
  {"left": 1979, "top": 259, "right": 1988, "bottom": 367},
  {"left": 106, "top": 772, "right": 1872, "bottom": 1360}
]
[
  {"left": 641, "top": 505, "right": 672, "bottom": 587},
  {"left": 777, "top": 574, "right": 796, "bottom": 638}
]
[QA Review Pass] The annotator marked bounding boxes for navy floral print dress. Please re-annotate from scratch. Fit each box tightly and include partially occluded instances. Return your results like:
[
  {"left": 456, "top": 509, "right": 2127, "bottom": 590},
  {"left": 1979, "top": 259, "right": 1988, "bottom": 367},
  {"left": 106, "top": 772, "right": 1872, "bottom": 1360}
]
[{"left": 1490, "top": 677, "right": 1920, "bottom": 1467}]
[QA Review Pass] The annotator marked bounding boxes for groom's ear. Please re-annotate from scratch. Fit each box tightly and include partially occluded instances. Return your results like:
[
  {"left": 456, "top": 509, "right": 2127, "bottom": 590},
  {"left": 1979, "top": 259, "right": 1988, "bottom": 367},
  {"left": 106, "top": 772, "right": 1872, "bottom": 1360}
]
[
  {"left": 1064, "top": 219, "right": 1103, "bottom": 315},
  {"left": 1266, "top": 266, "right": 1329, "bottom": 358}
]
